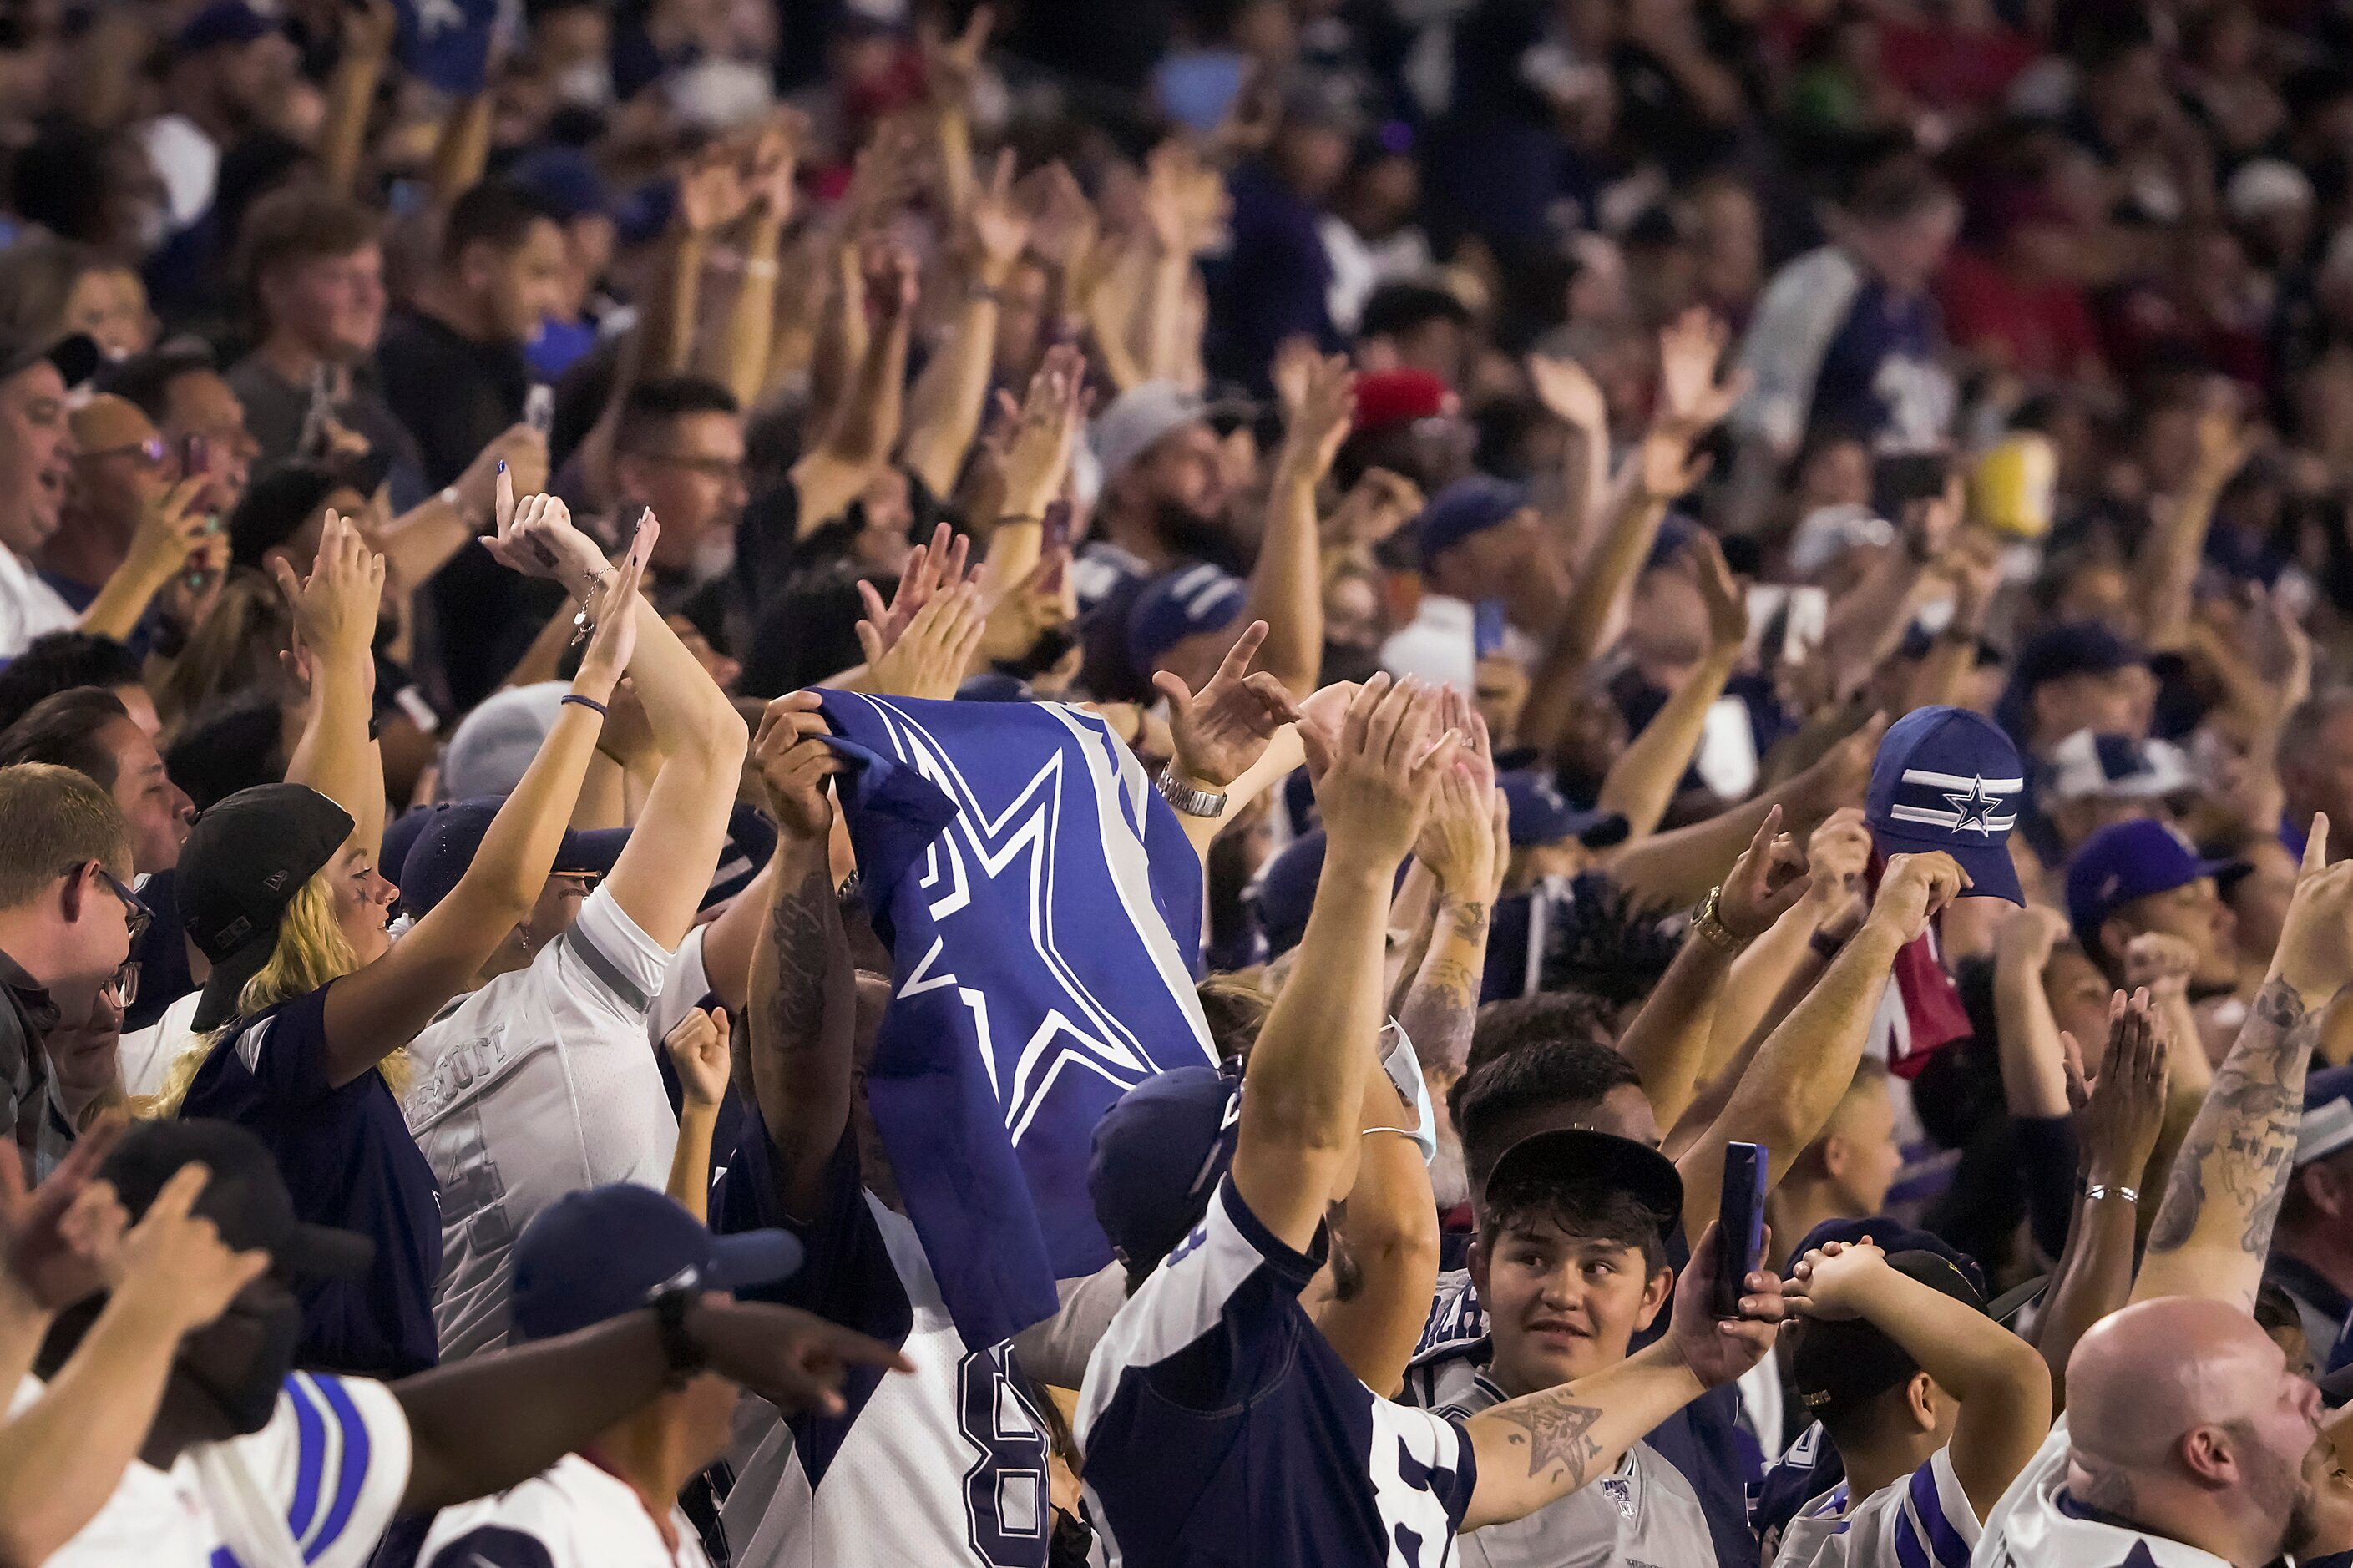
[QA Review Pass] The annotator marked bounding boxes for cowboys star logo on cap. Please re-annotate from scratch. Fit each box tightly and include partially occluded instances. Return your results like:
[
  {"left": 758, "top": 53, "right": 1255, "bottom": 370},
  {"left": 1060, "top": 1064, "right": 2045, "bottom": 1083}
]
[{"left": 1864, "top": 705, "right": 2027, "bottom": 904}]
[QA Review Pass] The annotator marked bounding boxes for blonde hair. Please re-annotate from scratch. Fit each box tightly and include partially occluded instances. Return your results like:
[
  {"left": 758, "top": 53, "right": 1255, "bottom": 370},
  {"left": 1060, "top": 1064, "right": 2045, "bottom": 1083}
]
[
  {"left": 0, "top": 763, "right": 129, "bottom": 908},
  {"left": 144, "top": 862, "right": 410, "bottom": 1116}
]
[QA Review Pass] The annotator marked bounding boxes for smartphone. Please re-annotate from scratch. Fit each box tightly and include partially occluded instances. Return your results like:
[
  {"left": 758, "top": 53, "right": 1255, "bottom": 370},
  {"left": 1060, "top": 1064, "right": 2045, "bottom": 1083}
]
[
  {"left": 180, "top": 432, "right": 209, "bottom": 478},
  {"left": 1712, "top": 1141, "right": 1768, "bottom": 1319},
  {"left": 524, "top": 384, "right": 555, "bottom": 437},
  {"left": 1473, "top": 599, "right": 1507, "bottom": 660},
  {"left": 1039, "top": 501, "right": 1071, "bottom": 595},
  {"left": 1872, "top": 450, "right": 1949, "bottom": 518}
]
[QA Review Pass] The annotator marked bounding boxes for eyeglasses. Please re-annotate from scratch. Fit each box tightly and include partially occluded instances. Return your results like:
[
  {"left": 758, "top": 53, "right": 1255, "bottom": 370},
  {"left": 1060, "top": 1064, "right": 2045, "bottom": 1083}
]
[
  {"left": 80, "top": 438, "right": 168, "bottom": 467},
  {"left": 88, "top": 865, "right": 150, "bottom": 1009},
  {"left": 633, "top": 451, "right": 747, "bottom": 484}
]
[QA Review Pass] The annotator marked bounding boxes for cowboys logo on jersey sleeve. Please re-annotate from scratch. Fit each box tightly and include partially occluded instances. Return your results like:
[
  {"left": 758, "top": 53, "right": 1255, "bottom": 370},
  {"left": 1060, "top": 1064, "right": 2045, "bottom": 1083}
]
[{"left": 1078, "top": 1176, "right": 1479, "bottom": 1568}]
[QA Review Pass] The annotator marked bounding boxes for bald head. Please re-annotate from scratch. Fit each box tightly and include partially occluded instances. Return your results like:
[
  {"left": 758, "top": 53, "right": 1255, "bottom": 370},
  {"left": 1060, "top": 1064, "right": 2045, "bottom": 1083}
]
[
  {"left": 2068, "top": 1297, "right": 2325, "bottom": 1563},
  {"left": 68, "top": 394, "right": 156, "bottom": 457}
]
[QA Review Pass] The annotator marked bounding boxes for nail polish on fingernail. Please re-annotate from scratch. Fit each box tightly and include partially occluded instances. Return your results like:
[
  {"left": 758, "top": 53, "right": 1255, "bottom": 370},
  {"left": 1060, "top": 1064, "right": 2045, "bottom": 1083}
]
[{"left": 497, "top": 459, "right": 506, "bottom": 474}]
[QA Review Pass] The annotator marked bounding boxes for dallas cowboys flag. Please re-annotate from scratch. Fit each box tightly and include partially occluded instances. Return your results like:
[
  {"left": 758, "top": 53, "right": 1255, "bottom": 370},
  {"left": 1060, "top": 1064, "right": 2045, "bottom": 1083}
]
[
  {"left": 397, "top": 0, "right": 496, "bottom": 94},
  {"left": 816, "top": 690, "right": 1218, "bottom": 1344}
]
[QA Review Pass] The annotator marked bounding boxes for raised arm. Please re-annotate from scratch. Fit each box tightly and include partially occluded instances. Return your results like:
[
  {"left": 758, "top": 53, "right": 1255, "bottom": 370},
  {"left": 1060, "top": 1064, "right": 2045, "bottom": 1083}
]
[
  {"left": 1396, "top": 699, "right": 1503, "bottom": 1082},
  {"left": 737, "top": 693, "right": 858, "bottom": 1221},
  {"left": 1309, "top": 1066, "right": 1440, "bottom": 1397},
  {"left": 902, "top": 152, "right": 1030, "bottom": 498},
  {"left": 1241, "top": 352, "right": 1349, "bottom": 699},
  {"left": 2137, "top": 403, "right": 2244, "bottom": 653},
  {"left": 1595, "top": 534, "right": 1746, "bottom": 842},
  {"left": 319, "top": 0, "right": 395, "bottom": 194},
  {"left": 795, "top": 241, "right": 916, "bottom": 535},
  {"left": 1156, "top": 621, "right": 1301, "bottom": 867},
  {"left": 1784, "top": 1237, "right": 2052, "bottom": 1517},
  {"left": 272, "top": 509, "right": 387, "bottom": 857},
  {"left": 483, "top": 496, "right": 748, "bottom": 946},
  {"left": 2035, "top": 992, "right": 2170, "bottom": 1409},
  {"left": 662, "top": 1008, "right": 731, "bottom": 1223},
  {"left": 1233, "top": 676, "right": 1455, "bottom": 1252},
  {"left": 2133, "top": 815, "right": 2346, "bottom": 1309},
  {"left": 1677, "top": 851, "right": 1963, "bottom": 1242},
  {"left": 316, "top": 510, "right": 650, "bottom": 1085},
  {"left": 1616, "top": 807, "right": 1813, "bottom": 1133},
  {"left": 1464, "top": 1219, "right": 1781, "bottom": 1528}
]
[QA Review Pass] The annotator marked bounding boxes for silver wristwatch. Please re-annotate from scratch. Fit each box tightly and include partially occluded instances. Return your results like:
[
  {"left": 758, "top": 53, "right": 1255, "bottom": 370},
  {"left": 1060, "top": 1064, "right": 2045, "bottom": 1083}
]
[{"left": 1155, "top": 765, "right": 1228, "bottom": 819}]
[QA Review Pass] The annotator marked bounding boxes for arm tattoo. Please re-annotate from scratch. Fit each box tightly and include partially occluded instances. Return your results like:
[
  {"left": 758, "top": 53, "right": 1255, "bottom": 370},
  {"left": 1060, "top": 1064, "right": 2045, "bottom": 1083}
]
[
  {"left": 762, "top": 867, "right": 837, "bottom": 1060},
  {"left": 1447, "top": 900, "right": 1490, "bottom": 945},
  {"left": 2145, "top": 978, "right": 2315, "bottom": 1257},
  {"left": 1397, "top": 903, "right": 1490, "bottom": 1076},
  {"left": 1488, "top": 1392, "right": 1605, "bottom": 1489}
]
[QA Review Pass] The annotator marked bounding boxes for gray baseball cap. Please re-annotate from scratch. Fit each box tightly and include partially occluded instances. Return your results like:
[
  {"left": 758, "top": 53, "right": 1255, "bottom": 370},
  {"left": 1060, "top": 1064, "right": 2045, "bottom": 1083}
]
[{"left": 1093, "top": 381, "right": 1208, "bottom": 483}]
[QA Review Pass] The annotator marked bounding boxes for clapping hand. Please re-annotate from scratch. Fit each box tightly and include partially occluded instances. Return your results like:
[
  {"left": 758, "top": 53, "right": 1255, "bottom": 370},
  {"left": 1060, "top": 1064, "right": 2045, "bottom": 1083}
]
[
  {"left": 270, "top": 509, "right": 382, "bottom": 665},
  {"left": 571, "top": 517, "right": 654, "bottom": 698},
  {"left": 1303, "top": 675, "right": 1460, "bottom": 873},
  {"left": 2063, "top": 989, "right": 2172, "bottom": 1185},
  {"left": 858, "top": 585, "right": 986, "bottom": 701},
  {"left": 858, "top": 522, "right": 973, "bottom": 656}
]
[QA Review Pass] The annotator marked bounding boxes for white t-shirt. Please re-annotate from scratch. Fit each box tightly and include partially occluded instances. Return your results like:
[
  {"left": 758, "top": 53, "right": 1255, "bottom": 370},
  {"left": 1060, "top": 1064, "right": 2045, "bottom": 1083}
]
[
  {"left": 0, "top": 545, "right": 80, "bottom": 658},
  {"left": 1971, "top": 1415, "right": 2232, "bottom": 1568},
  {"left": 404, "top": 885, "right": 680, "bottom": 1359},
  {"left": 13, "top": 1368, "right": 411, "bottom": 1568},
  {"left": 419, "top": 1452, "right": 710, "bottom": 1568},
  {"left": 1379, "top": 594, "right": 1537, "bottom": 693},
  {"left": 120, "top": 989, "right": 202, "bottom": 1100},
  {"left": 1769, "top": 1445, "right": 1978, "bottom": 1568}
]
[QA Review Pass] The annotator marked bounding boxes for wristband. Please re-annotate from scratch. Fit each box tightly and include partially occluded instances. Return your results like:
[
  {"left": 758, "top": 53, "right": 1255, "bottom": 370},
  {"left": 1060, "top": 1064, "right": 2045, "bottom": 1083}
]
[
  {"left": 1808, "top": 928, "right": 1846, "bottom": 963},
  {"left": 562, "top": 693, "right": 609, "bottom": 716},
  {"left": 649, "top": 1284, "right": 706, "bottom": 1384},
  {"left": 1688, "top": 884, "right": 1745, "bottom": 951},
  {"left": 1155, "top": 765, "right": 1227, "bottom": 820},
  {"left": 1362, "top": 1127, "right": 1418, "bottom": 1138},
  {"left": 2085, "top": 1183, "right": 2138, "bottom": 1204}
]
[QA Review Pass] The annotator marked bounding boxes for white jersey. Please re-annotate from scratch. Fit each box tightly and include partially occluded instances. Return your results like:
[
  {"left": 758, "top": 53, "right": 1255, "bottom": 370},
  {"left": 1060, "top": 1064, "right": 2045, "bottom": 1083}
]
[
  {"left": 14, "top": 1368, "right": 410, "bottom": 1568},
  {"left": 1401, "top": 1337, "right": 1718, "bottom": 1568},
  {"left": 405, "top": 884, "right": 681, "bottom": 1359},
  {"left": 419, "top": 1452, "right": 710, "bottom": 1568},
  {"left": 1769, "top": 1446, "right": 1977, "bottom": 1568},
  {"left": 716, "top": 1123, "right": 1050, "bottom": 1568},
  {"left": 1972, "top": 1415, "right": 2230, "bottom": 1568}
]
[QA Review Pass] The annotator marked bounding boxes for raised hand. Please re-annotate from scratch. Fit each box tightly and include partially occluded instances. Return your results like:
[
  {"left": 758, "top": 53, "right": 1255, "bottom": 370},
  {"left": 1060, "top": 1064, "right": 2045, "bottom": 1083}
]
[
  {"left": 999, "top": 343, "right": 1088, "bottom": 519},
  {"left": 1718, "top": 804, "right": 1810, "bottom": 941},
  {"left": 2270, "top": 815, "right": 2353, "bottom": 1006},
  {"left": 859, "top": 584, "right": 986, "bottom": 701},
  {"left": 746, "top": 108, "right": 808, "bottom": 221},
  {"left": 677, "top": 145, "right": 751, "bottom": 238},
  {"left": 1869, "top": 851, "right": 1969, "bottom": 943},
  {"left": 1322, "top": 468, "right": 1424, "bottom": 549},
  {"left": 1800, "top": 806, "right": 1872, "bottom": 912},
  {"left": 1305, "top": 675, "right": 1460, "bottom": 873},
  {"left": 1653, "top": 307, "right": 1748, "bottom": 440},
  {"left": 857, "top": 522, "right": 973, "bottom": 657},
  {"left": 665, "top": 1008, "right": 733, "bottom": 1111},
  {"left": 1689, "top": 531, "right": 1747, "bottom": 652},
  {"left": 863, "top": 238, "right": 921, "bottom": 327},
  {"left": 1019, "top": 161, "right": 1096, "bottom": 273},
  {"left": 1637, "top": 425, "right": 1713, "bottom": 504},
  {"left": 2123, "top": 932, "right": 2199, "bottom": 1004},
  {"left": 0, "top": 1120, "right": 126, "bottom": 1314},
  {"left": 1782, "top": 1237, "right": 1887, "bottom": 1322},
  {"left": 2064, "top": 989, "right": 2172, "bottom": 1185},
  {"left": 751, "top": 690, "right": 846, "bottom": 839},
  {"left": 269, "top": 509, "right": 383, "bottom": 664},
  {"left": 1158, "top": 620, "right": 1300, "bottom": 788},
  {"left": 456, "top": 427, "right": 549, "bottom": 524},
  {"left": 107, "top": 1163, "right": 271, "bottom": 1334},
  {"left": 573, "top": 518, "right": 653, "bottom": 698},
  {"left": 968, "top": 149, "right": 1032, "bottom": 284},
  {"left": 1278, "top": 351, "right": 1355, "bottom": 485},
  {"left": 1669, "top": 1220, "right": 1783, "bottom": 1384},
  {"left": 1527, "top": 352, "right": 1607, "bottom": 432},
  {"left": 1414, "top": 690, "right": 1500, "bottom": 898},
  {"left": 124, "top": 474, "right": 213, "bottom": 585},
  {"left": 483, "top": 487, "right": 610, "bottom": 600}
]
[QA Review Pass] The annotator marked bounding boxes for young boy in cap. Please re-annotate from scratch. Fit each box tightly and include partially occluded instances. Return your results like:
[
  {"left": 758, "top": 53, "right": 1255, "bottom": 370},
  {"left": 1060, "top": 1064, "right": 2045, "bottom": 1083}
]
[
  {"left": 1768, "top": 1237, "right": 2050, "bottom": 1568},
  {"left": 416, "top": 1183, "right": 805, "bottom": 1567}
]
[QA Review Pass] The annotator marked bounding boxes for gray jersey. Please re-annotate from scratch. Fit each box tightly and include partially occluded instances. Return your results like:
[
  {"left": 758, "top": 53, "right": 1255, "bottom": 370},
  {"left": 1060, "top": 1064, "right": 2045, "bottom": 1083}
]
[{"left": 1401, "top": 1338, "right": 1721, "bottom": 1568}]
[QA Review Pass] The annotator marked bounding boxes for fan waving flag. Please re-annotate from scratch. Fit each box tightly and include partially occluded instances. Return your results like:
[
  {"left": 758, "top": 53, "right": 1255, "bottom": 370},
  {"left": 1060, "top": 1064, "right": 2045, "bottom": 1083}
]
[
  {"left": 397, "top": 0, "right": 497, "bottom": 94},
  {"left": 814, "top": 690, "right": 1218, "bottom": 1345}
]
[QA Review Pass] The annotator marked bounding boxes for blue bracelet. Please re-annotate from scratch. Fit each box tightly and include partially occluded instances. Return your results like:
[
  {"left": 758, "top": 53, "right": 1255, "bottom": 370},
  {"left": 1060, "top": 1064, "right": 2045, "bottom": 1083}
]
[{"left": 562, "top": 693, "right": 609, "bottom": 717}]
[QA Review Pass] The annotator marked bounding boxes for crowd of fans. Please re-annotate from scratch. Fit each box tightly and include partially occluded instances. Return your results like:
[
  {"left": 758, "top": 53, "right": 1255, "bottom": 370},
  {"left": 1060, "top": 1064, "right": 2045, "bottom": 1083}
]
[{"left": 15, "top": 0, "right": 2353, "bottom": 1564}]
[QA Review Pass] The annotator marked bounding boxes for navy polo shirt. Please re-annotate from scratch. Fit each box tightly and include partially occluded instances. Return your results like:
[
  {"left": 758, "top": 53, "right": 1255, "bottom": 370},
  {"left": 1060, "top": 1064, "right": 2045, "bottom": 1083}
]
[{"left": 179, "top": 982, "right": 443, "bottom": 1377}]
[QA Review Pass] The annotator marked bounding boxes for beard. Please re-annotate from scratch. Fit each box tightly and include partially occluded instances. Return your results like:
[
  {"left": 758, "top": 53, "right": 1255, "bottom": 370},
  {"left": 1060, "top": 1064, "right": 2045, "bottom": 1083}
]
[{"left": 1151, "top": 498, "right": 1245, "bottom": 575}]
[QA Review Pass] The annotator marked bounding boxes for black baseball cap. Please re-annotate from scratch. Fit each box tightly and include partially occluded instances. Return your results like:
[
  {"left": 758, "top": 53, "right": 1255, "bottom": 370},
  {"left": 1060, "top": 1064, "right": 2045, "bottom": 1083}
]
[
  {"left": 0, "top": 328, "right": 99, "bottom": 390},
  {"left": 103, "top": 1119, "right": 372, "bottom": 1277},
  {"left": 226, "top": 457, "right": 391, "bottom": 569},
  {"left": 1480, "top": 1128, "right": 1684, "bottom": 1239},
  {"left": 178, "top": 782, "right": 356, "bottom": 1031},
  {"left": 1790, "top": 1248, "right": 1988, "bottom": 1418}
]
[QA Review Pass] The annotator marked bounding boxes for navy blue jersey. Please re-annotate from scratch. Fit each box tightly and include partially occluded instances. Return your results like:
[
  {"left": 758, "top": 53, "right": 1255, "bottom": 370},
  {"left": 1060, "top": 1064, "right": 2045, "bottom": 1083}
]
[
  {"left": 1077, "top": 1176, "right": 1479, "bottom": 1568},
  {"left": 1735, "top": 248, "right": 1954, "bottom": 454},
  {"left": 178, "top": 984, "right": 443, "bottom": 1377}
]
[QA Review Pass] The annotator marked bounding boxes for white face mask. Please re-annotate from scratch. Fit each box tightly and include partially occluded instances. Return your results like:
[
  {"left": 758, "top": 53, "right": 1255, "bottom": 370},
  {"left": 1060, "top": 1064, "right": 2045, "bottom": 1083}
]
[
  {"left": 554, "top": 59, "right": 612, "bottom": 108},
  {"left": 691, "top": 524, "right": 736, "bottom": 584}
]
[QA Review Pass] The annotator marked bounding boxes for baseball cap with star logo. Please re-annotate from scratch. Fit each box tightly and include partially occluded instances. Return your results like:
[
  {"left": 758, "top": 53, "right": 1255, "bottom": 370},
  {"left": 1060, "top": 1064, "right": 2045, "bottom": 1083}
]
[{"left": 1865, "top": 705, "right": 2026, "bottom": 904}]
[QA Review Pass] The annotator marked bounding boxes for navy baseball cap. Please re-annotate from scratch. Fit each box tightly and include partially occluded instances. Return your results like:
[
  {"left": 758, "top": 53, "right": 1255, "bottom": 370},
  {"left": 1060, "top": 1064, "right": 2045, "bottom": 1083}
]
[
  {"left": 1498, "top": 770, "right": 1628, "bottom": 850},
  {"left": 509, "top": 1184, "right": 802, "bottom": 1343},
  {"left": 1865, "top": 706, "right": 2026, "bottom": 904},
  {"left": 2062, "top": 818, "right": 2244, "bottom": 948},
  {"left": 1787, "top": 1216, "right": 1986, "bottom": 1295},
  {"left": 1126, "top": 563, "right": 1247, "bottom": 672},
  {"left": 2298, "top": 1065, "right": 2353, "bottom": 1167},
  {"left": 509, "top": 145, "right": 615, "bottom": 223},
  {"left": 177, "top": 0, "right": 272, "bottom": 52},
  {"left": 1416, "top": 477, "right": 1526, "bottom": 571},
  {"left": 2011, "top": 621, "right": 2146, "bottom": 698},
  {"left": 1481, "top": 1128, "right": 1683, "bottom": 1237},
  {"left": 1088, "top": 1065, "right": 1242, "bottom": 1268},
  {"left": 399, "top": 798, "right": 630, "bottom": 917},
  {"left": 1248, "top": 827, "right": 1324, "bottom": 958}
]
